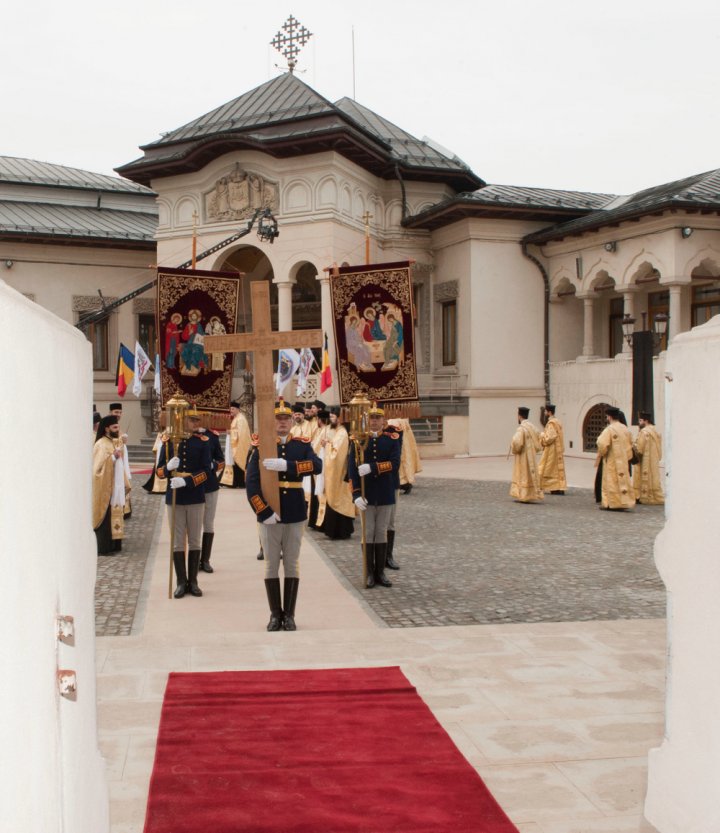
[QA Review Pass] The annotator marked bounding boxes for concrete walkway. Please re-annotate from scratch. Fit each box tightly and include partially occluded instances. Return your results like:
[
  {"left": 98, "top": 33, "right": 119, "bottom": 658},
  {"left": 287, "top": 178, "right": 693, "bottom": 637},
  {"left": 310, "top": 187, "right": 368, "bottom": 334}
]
[{"left": 97, "top": 456, "right": 663, "bottom": 833}]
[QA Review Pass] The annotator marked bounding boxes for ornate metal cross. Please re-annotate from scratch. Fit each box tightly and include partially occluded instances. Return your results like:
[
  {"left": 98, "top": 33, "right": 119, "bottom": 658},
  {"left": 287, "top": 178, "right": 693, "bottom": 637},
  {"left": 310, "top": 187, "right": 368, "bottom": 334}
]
[{"left": 271, "top": 15, "right": 313, "bottom": 74}]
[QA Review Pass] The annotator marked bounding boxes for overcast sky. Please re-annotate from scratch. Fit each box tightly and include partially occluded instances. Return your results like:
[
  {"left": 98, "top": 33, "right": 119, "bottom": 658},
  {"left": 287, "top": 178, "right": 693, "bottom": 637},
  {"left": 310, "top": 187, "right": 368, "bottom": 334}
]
[{"left": 3, "top": 0, "right": 719, "bottom": 196}]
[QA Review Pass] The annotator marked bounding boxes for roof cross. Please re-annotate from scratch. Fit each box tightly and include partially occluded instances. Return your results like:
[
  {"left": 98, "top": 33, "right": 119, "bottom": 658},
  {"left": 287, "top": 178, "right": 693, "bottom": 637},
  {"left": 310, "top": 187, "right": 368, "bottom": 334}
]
[{"left": 271, "top": 15, "right": 313, "bottom": 74}]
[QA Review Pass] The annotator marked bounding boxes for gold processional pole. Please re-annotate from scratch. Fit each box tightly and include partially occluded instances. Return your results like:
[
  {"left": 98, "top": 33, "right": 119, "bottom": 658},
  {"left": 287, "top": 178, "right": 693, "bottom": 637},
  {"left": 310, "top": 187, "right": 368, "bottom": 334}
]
[
  {"left": 348, "top": 392, "right": 371, "bottom": 586},
  {"left": 165, "top": 395, "right": 190, "bottom": 599}
]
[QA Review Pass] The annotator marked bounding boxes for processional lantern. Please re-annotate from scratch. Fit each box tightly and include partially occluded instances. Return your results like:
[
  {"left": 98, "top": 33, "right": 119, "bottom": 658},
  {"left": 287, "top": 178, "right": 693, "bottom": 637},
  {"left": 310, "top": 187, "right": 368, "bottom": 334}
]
[
  {"left": 348, "top": 392, "right": 371, "bottom": 443},
  {"left": 165, "top": 395, "right": 191, "bottom": 442}
]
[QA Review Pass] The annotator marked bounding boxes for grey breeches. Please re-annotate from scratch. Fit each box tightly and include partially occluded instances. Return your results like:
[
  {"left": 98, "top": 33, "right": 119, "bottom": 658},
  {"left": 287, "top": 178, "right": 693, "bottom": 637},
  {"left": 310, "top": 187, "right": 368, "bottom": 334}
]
[
  {"left": 203, "top": 490, "right": 219, "bottom": 532},
  {"left": 364, "top": 504, "right": 393, "bottom": 544},
  {"left": 258, "top": 521, "right": 304, "bottom": 579},
  {"left": 167, "top": 503, "right": 204, "bottom": 550}
]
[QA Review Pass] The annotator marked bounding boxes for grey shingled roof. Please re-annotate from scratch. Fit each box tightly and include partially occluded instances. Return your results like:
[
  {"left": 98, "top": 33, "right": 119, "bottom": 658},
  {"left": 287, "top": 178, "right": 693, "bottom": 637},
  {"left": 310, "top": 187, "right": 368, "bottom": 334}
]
[
  {"left": 334, "top": 97, "right": 475, "bottom": 175},
  {"left": 143, "top": 72, "right": 339, "bottom": 148},
  {"left": 524, "top": 169, "right": 720, "bottom": 243},
  {"left": 404, "top": 183, "right": 615, "bottom": 230},
  {"left": 118, "top": 73, "right": 482, "bottom": 190},
  {"left": 0, "top": 155, "right": 153, "bottom": 194},
  {"left": 0, "top": 200, "right": 157, "bottom": 243}
]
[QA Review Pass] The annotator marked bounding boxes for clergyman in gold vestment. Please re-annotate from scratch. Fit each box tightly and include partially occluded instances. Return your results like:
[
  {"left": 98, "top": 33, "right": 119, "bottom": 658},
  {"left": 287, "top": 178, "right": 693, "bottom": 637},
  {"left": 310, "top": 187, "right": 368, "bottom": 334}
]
[
  {"left": 633, "top": 412, "right": 664, "bottom": 505},
  {"left": 220, "top": 401, "right": 251, "bottom": 488},
  {"left": 510, "top": 407, "right": 543, "bottom": 503},
  {"left": 538, "top": 404, "right": 567, "bottom": 494},
  {"left": 92, "top": 415, "right": 130, "bottom": 554},
  {"left": 596, "top": 406, "right": 635, "bottom": 510},
  {"left": 318, "top": 408, "right": 356, "bottom": 539}
]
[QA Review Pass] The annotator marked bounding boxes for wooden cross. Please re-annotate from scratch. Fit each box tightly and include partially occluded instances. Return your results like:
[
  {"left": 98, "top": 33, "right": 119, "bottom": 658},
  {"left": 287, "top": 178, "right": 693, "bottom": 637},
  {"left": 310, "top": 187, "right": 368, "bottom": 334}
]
[{"left": 203, "top": 280, "right": 323, "bottom": 516}]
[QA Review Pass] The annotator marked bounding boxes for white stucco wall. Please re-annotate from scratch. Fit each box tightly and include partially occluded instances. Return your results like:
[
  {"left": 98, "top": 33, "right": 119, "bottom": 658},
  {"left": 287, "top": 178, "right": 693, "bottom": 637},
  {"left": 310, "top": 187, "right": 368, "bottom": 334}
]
[
  {"left": 645, "top": 315, "right": 720, "bottom": 833},
  {"left": 0, "top": 281, "right": 109, "bottom": 833}
]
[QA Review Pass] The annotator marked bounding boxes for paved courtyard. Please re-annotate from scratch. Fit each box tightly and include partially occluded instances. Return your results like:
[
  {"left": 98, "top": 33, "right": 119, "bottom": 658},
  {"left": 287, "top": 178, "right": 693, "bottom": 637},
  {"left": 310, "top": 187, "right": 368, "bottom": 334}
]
[{"left": 96, "top": 473, "right": 665, "bottom": 634}]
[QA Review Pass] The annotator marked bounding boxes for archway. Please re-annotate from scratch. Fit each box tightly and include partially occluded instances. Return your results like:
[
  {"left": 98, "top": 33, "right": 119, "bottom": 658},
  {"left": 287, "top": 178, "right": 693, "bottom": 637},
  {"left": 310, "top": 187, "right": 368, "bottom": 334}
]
[{"left": 582, "top": 402, "right": 611, "bottom": 452}]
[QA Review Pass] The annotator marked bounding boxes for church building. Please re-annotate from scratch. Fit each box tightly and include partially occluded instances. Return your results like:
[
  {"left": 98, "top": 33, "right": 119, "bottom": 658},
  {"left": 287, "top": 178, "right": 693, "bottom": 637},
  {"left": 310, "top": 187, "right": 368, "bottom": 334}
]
[{"left": 4, "top": 71, "right": 720, "bottom": 453}]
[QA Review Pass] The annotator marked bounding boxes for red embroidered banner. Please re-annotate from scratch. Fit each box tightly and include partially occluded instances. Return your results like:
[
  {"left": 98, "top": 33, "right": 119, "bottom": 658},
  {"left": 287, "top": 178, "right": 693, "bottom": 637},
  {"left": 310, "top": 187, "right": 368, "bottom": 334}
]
[
  {"left": 157, "top": 267, "right": 240, "bottom": 411},
  {"left": 329, "top": 261, "right": 418, "bottom": 405}
]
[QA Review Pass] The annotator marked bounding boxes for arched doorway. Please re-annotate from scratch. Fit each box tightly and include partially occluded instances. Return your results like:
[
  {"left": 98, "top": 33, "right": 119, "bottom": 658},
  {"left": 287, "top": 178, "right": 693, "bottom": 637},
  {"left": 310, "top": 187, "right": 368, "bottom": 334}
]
[
  {"left": 216, "top": 245, "right": 275, "bottom": 427},
  {"left": 583, "top": 403, "right": 610, "bottom": 452}
]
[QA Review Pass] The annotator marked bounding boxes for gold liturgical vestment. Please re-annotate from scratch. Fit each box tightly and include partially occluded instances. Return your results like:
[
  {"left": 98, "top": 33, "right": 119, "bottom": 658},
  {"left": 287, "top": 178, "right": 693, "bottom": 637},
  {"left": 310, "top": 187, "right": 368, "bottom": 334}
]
[
  {"left": 92, "top": 436, "right": 130, "bottom": 539},
  {"left": 387, "top": 418, "right": 423, "bottom": 486},
  {"left": 510, "top": 420, "right": 543, "bottom": 502},
  {"left": 320, "top": 425, "right": 355, "bottom": 522},
  {"left": 220, "top": 412, "right": 252, "bottom": 486},
  {"left": 633, "top": 425, "right": 664, "bottom": 504},
  {"left": 538, "top": 416, "right": 567, "bottom": 492},
  {"left": 596, "top": 422, "right": 635, "bottom": 509}
]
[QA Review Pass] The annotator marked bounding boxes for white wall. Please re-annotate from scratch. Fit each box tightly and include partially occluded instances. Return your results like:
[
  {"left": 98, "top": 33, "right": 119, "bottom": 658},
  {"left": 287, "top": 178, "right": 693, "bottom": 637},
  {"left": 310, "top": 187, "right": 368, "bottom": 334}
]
[
  {"left": 0, "top": 281, "right": 109, "bottom": 833},
  {"left": 645, "top": 315, "right": 720, "bottom": 832}
]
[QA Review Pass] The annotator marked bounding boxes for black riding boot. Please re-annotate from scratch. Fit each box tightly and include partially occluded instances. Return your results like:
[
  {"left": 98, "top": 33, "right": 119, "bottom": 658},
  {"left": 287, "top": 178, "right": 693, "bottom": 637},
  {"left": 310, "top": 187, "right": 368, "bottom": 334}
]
[
  {"left": 365, "top": 543, "right": 376, "bottom": 588},
  {"left": 264, "top": 578, "right": 283, "bottom": 631},
  {"left": 283, "top": 578, "right": 300, "bottom": 631},
  {"left": 173, "top": 551, "right": 188, "bottom": 598},
  {"left": 385, "top": 529, "right": 399, "bottom": 570},
  {"left": 187, "top": 550, "right": 203, "bottom": 596},
  {"left": 374, "top": 543, "right": 392, "bottom": 587},
  {"left": 200, "top": 532, "right": 215, "bottom": 573}
]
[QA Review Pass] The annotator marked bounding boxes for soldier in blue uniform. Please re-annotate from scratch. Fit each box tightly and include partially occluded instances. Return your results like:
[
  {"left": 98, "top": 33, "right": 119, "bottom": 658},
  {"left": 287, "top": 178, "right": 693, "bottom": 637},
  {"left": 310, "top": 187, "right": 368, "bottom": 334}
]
[
  {"left": 246, "top": 399, "right": 322, "bottom": 631},
  {"left": 348, "top": 402, "right": 400, "bottom": 589},
  {"left": 195, "top": 418, "right": 225, "bottom": 573},
  {"left": 156, "top": 408, "right": 212, "bottom": 598},
  {"left": 382, "top": 419, "right": 403, "bottom": 571}
]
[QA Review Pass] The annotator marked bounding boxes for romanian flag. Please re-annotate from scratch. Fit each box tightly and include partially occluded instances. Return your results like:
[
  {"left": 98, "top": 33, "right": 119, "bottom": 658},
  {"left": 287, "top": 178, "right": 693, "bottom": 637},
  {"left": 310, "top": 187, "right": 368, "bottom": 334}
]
[
  {"left": 115, "top": 343, "right": 135, "bottom": 397},
  {"left": 319, "top": 333, "right": 332, "bottom": 393}
]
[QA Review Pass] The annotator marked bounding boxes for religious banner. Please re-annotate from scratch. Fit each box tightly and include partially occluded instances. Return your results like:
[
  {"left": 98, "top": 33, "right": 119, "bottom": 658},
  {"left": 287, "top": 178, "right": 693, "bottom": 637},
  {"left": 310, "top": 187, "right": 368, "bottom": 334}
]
[
  {"left": 157, "top": 266, "right": 241, "bottom": 411},
  {"left": 329, "top": 261, "right": 418, "bottom": 405}
]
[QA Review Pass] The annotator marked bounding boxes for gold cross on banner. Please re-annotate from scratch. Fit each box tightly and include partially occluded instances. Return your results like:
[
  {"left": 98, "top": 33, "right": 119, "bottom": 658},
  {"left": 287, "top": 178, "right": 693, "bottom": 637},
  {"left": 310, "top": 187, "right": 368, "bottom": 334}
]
[{"left": 204, "top": 281, "right": 323, "bottom": 516}]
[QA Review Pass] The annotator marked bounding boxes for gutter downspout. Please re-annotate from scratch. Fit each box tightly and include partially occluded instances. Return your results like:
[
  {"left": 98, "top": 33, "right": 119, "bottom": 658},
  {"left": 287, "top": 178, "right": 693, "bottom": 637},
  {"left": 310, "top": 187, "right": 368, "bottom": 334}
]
[
  {"left": 522, "top": 242, "right": 551, "bottom": 403},
  {"left": 394, "top": 162, "right": 409, "bottom": 222}
]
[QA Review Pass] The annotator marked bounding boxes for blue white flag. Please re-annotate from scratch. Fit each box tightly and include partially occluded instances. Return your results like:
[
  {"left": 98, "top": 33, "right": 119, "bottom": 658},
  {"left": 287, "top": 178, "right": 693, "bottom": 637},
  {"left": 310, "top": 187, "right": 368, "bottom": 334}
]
[
  {"left": 154, "top": 353, "right": 161, "bottom": 395},
  {"left": 295, "top": 347, "right": 315, "bottom": 397},
  {"left": 132, "top": 341, "right": 152, "bottom": 397},
  {"left": 276, "top": 348, "right": 301, "bottom": 396}
]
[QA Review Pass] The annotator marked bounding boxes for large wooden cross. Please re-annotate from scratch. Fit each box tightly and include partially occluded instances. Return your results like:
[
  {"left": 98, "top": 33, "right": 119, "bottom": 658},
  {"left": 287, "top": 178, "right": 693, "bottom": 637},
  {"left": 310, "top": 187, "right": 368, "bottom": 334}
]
[{"left": 203, "top": 280, "right": 323, "bottom": 516}]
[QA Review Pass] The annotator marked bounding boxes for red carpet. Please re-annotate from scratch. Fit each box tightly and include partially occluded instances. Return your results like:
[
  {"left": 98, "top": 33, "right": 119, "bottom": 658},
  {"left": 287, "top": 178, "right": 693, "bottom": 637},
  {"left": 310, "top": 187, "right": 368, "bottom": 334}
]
[{"left": 143, "top": 666, "right": 519, "bottom": 833}]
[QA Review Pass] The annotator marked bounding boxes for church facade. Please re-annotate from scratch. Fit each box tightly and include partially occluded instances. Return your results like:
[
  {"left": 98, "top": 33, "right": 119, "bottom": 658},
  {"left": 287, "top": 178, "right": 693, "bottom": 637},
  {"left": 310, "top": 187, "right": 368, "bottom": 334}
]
[{"left": 5, "top": 72, "right": 720, "bottom": 453}]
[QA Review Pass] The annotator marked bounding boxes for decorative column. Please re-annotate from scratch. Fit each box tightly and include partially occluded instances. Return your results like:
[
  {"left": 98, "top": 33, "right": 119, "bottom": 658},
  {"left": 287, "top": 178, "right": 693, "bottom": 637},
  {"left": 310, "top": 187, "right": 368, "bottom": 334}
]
[
  {"left": 275, "top": 278, "right": 294, "bottom": 332},
  {"left": 667, "top": 283, "right": 684, "bottom": 344},
  {"left": 578, "top": 292, "right": 598, "bottom": 358}
]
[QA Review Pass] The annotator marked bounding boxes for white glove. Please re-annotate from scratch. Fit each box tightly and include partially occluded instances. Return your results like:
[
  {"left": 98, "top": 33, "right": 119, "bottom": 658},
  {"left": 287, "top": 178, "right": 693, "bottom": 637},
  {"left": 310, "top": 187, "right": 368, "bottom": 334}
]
[
  {"left": 357, "top": 463, "right": 371, "bottom": 477},
  {"left": 170, "top": 477, "right": 186, "bottom": 489},
  {"left": 263, "top": 458, "right": 288, "bottom": 472},
  {"left": 262, "top": 512, "right": 281, "bottom": 525},
  {"left": 166, "top": 456, "right": 180, "bottom": 471},
  {"left": 354, "top": 496, "right": 368, "bottom": 511}
]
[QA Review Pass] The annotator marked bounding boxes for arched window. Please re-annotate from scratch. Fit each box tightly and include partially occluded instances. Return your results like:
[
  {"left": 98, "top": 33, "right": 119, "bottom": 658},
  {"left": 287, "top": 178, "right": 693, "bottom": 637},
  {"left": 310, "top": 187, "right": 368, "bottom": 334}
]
[{"left": 583, "top": 403, "right": 610, "bottom": 452}]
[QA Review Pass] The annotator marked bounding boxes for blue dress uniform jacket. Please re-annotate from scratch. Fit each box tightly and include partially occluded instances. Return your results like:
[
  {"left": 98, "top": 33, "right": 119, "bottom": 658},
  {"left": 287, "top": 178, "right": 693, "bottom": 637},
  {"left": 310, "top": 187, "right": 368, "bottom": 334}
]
[
  {"left": 246, "top": 436, "right": 322, "bottom": 523},
  {"left": 201, "top": 429, "right": 225, "bottom": 493},
  {"left": 384, "top": 425, "right": 403, "bottom": 490},
  {"left": 157, "top": 434, "right": 212, "bottom": 506},
  {"left": 349, "top": 432, "right": 400, "bottom": 506}
]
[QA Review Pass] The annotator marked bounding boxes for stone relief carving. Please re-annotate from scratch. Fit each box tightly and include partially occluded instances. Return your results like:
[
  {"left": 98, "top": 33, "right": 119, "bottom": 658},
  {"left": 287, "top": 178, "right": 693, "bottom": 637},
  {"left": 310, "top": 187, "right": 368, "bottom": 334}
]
[
  {"left": 133, "top": 297, "right": 156, "bottom": 314},
  {"left": 433, "top": 280, "right": 459, "bottom": 303},
  {"left": 205, "top": 163, "right": 279, "bottom": 222},
  {"left": 73, "top": 295, "right": 118, "bottom": 312}
]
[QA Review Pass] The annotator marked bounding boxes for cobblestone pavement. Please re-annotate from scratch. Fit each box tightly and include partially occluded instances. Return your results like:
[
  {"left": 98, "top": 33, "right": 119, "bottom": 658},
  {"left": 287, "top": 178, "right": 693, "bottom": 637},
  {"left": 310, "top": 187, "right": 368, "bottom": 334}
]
[
  {"left": 95, "top": 486, "right": 163, "bottom": 636},
  {"left": 309, "top": 479, "right": 666, "bottom": 628}
]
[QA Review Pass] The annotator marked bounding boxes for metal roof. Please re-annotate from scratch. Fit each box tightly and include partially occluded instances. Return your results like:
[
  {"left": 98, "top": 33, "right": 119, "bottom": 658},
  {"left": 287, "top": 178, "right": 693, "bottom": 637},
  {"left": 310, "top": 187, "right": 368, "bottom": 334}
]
[
  {"left": 0, "top": 155, "right": 153, "bottom": 194},
  {"left": 333, "top": 98, "right": 475, "bottom": 175},
  {"left": 118, "top": 73, "right": 483, "bottom": 191},
  {"left": 404, "top": 183, "right": 615, "bottom": 230},
  {"left": 524, "top": 169, "right": 720, "bottom": 244},
  {"left": 0, "top": 200, "right": 157, "bottom": 245}
]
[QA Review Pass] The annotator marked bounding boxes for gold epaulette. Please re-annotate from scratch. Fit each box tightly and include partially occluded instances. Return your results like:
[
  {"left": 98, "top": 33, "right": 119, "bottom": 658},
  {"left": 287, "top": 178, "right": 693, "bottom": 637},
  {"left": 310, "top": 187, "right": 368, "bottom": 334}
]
[
  {"left": 291, "top": 436, "right": 311, "bottom": 443},
  {"left": 251, "top": 433, "right": 260, "bottom": 447},
  {"left": 387, "top": 432, "right": 400, "bottom": 440}
]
